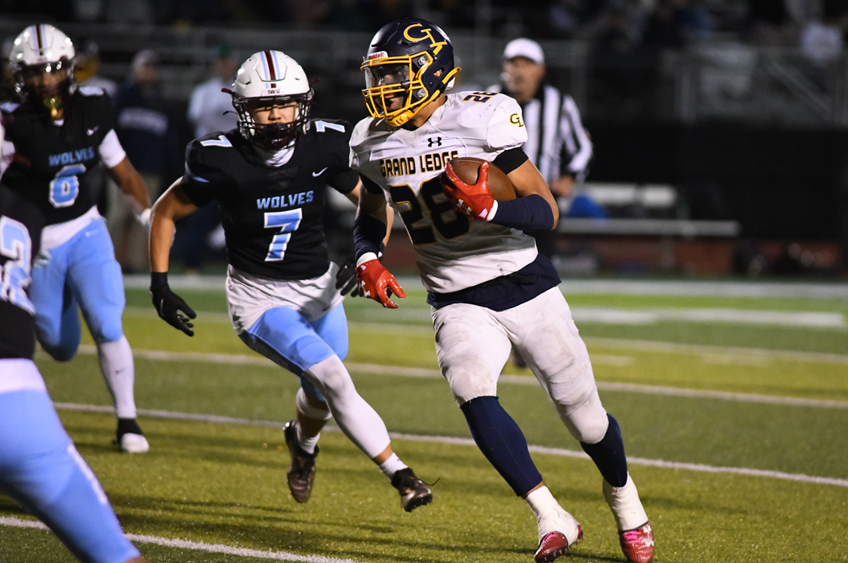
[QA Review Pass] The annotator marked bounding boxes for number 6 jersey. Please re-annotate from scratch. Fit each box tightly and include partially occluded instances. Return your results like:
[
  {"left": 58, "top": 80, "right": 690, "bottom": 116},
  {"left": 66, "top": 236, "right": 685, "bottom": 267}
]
[
  {"left": 180, "top": 120, "right": 359, "bottom": 280},
  {"left": 349, "top": 92, "right": 536, "bottom": 293},
  {"left": 1, "top": 89, "right": 123, "bottom": 227}
]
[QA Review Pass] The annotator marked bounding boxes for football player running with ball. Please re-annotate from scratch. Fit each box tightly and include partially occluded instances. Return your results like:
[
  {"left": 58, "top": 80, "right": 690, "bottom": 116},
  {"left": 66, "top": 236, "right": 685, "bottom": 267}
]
[
  {"left": 148, "top": 50, "right": 432, "bottom": 512},
  {"left": 1, "top": 25, "right": 152, "bottom": 453},
  {"left": 350, "top": 18, "right": 654, "bottom": 563}
]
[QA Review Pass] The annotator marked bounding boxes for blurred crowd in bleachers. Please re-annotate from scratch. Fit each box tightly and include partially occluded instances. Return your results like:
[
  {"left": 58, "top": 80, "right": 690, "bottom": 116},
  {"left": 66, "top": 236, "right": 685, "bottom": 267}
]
[
  {"left": 2, "top": 0, "right": 847, "bottom": 276},
  {"left": 1, "top": 0, "right": 846, "bottom": 47}
]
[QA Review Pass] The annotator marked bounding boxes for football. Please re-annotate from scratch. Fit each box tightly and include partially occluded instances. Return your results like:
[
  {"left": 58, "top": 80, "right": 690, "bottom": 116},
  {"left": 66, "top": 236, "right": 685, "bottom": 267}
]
[{"left": 445, "top": 157, "right": 517, "bottom": 201}]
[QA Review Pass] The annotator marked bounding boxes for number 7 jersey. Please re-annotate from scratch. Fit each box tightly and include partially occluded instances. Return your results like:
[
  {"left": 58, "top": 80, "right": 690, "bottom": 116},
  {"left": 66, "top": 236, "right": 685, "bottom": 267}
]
[
  {"left": 350, "top": 92, "right": 537, "bottom": 293},
  {"left": 180, "top": 120, "right": 359, "bottom": 280}
]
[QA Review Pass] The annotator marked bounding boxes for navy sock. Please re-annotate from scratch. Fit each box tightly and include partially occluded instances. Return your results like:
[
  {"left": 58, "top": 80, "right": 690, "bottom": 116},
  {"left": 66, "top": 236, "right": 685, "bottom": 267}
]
[
  {"left": 460, "top": 396, "right": 543, "bottom": 497},
  {"left": 580, "top": 414, "right": 628, "bottom": 487}
]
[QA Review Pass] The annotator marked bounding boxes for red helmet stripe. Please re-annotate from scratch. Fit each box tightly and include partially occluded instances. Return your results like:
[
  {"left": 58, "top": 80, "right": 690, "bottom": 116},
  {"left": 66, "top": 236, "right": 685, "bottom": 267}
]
[
  {"left": 263, "top": 50, "right": 277, "bottom": 88},
  {"left": 33, "top": 25, "right": 44, "bottom": 50}
]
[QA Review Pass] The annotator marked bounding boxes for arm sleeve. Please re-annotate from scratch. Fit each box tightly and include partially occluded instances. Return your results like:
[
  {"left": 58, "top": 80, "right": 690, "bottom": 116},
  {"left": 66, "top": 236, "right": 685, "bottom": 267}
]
[
  {"left": 492, "top": 147, "right": 529, "bottom": 175},
  {"left": 179, "top": 141, "right": 228, "bottom": 208},
  {"left": 558, "top": 94, "right": 592, "bottom": 180},
  {"left": 326, "top": 121, "right": 360, "bottom": 195},
  {"left": 360, "top": 174, "right": 383, "bottom": 195},
  {"left": 99, "top": 130, "right": 127, "bottom": 168}
]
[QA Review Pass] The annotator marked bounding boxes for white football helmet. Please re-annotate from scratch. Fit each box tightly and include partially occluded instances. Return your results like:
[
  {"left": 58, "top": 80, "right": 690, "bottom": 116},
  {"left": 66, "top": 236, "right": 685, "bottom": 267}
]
[
  {"left": 8, "top": 24, "right": 76, "bottom": 116},
  {"left": 228, "top": 50, "right": 313, "bottom": 149}
]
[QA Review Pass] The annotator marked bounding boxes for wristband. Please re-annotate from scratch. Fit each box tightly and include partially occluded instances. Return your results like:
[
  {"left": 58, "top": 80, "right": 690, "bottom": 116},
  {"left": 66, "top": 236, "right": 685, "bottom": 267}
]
[
  {"left": 356, "top": 252, "right": 379, "bottom": 268},
  {"left": 485, "top": 200, "right": 499, "bottom": 222},
  {"left": 135, "top": 208, "right": 152, "bottom": 228},
  {"left": 150, "top": 271, "right": 169, "bottom": 289}
]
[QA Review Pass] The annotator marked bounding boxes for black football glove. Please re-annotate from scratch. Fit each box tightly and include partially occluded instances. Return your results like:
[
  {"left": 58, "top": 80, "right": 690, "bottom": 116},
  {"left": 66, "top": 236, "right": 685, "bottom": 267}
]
[
  {"left": 335, "top": 256, "right": 360, "bottom": 297},
  {"left": 150, "top": 272, "right": 197, "bottom": 336}
]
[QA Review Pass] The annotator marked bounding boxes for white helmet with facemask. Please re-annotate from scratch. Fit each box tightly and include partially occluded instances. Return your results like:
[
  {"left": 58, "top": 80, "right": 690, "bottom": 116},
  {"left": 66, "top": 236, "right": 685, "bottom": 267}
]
[
  {"left": 9, "top": 24, "right": 76, "bottom": 118},
  {"left": 227, "top": 50, "right": 313, "bottom": 150}
]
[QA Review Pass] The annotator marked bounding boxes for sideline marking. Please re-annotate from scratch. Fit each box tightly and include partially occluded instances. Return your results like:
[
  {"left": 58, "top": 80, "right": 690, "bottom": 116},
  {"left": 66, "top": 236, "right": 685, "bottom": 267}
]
[
  {"left": 52, "top": 403, "right": 848, "bottom": 488},
  {"left": 0, "top": 516, "right": 368, "bottom": 562},
  {"left": 62, "top": 345, "right": 848, "bottom": 410}
]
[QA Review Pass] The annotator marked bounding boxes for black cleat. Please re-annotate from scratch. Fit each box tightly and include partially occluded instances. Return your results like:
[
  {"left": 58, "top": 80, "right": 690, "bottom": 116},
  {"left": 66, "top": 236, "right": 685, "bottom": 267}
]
[
  {"left": 115, "top": 418, "right": 149, "bottom": 453},
  {"left": 391, "top": 468, "right": 433, "bottom": 512},
  {"left": 283, "top": 421, "right": 318, "bottom": 503}
]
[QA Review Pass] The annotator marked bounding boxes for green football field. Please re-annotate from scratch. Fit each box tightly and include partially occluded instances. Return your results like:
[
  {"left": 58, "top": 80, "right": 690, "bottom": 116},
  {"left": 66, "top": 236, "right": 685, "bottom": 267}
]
[{"left": 2, "top": 279, "right": 847, "bottom": 562}]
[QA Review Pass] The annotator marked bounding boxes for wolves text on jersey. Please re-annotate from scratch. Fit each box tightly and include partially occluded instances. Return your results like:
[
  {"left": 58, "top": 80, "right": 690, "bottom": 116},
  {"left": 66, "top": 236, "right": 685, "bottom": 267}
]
[
  {"left": 48, "top": 147, "right": 97, "bottom": 168},
  {"left": 380, "top": 149, "right": 459, "bottom": 178},
  {"left": 256, "top": 190, "right": 315, "bottom": 210}
]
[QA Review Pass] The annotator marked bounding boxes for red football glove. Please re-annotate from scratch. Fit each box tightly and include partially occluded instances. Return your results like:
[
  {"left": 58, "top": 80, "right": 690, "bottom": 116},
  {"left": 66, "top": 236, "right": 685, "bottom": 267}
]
[
  {"left": 442, "top": 161, "right": 496, "bottom": 221},
  {"left": 356, "top": 255, "right": 406, "bottom": 309}
]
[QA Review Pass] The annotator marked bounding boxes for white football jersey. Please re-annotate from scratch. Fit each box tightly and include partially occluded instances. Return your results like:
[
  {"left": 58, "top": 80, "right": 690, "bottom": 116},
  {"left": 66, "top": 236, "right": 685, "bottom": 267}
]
[{"left": 350, "top": 92, "right": 538, "bottom": 293}]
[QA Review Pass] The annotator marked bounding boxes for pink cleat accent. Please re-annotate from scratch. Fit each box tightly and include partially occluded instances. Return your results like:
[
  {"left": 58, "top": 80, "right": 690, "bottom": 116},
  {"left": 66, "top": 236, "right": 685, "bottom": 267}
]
[
  {"left": 534, "top": 525, "right": 583, "bottom": 563},
  {"left": 619, "top": 522, "right": 655, "bottom": 563}
]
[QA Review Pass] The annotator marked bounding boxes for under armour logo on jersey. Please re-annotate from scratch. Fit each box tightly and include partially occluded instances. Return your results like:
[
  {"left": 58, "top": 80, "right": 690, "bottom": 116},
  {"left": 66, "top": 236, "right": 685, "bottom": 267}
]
[{"left": 428, "top": 137, "right": 442, "bottom": 147}]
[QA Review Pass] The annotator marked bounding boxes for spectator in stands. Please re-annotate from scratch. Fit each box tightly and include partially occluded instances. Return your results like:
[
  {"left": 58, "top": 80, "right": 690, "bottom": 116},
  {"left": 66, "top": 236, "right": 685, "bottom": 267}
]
[
  {"left": 75, "top": 38, "right": 118, "bottom": 97},
  {"left": 0, "top": 38, "right": 19, "bottom": 104},
  {"left": 489, "top": 38, "right": 604, "bottom": 260},
  {"left": 175, "top": 43, "right": 239, "bottom": 272},
  {"left": 111, "top": 49, "right": 178, "bottom": 272},
  {"left": 75, "top": 38, "right": 118, "bottom": 218},
  {"left": 187, "top": 44, "right": 238, "bottom": 137},
  {"left": 800, "top": 6, "right": 844, "bottom": 68}
]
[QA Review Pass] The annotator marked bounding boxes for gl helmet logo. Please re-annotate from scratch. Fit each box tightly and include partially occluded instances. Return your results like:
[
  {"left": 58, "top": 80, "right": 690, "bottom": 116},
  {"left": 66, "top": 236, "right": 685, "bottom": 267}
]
[{"left": 403, "top": 23, "right": 447, "bottom": 55}]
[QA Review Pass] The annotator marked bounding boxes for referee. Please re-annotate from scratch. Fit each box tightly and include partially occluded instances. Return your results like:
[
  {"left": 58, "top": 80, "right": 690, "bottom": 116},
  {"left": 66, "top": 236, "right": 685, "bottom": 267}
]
[{"left": 489, "top": 38, "right": 606, "bottom": 258}]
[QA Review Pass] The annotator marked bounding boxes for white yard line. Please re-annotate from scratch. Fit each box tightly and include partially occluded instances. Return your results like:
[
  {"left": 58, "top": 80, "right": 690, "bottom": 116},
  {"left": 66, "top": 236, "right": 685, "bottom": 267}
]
[
  {"left": 52, "top": 403, "right": 848, "bottom": 489},
  {"left": 124, "top": 305, "right": 847, "bottom": 329},
  {"left": 65, "top": 345, "right": 848, "bottom": 409},
  {"left": 122, "top": 275, "right": 848, "bottom": 299},
  {"left": 584, "top": 337, "right": 848, "bottom": 365},
  {"left": 0, "top": 517, "right": 367, "bottom": 562}
]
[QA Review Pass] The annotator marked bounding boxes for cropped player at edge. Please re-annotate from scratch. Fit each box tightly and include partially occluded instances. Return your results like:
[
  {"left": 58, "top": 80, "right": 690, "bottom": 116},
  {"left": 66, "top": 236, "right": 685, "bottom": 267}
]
[
  {"left": 0, "top": 183, "right": 146, "bottom": 563},
  {"left": 148, "top": 50, "right": 433, "bottom": 512},
  {"left": 350, "top": 18, "right": 654, "bottom": 563},
  {"left": 1, "top": 24, "right": 151, "bottom": 453}
]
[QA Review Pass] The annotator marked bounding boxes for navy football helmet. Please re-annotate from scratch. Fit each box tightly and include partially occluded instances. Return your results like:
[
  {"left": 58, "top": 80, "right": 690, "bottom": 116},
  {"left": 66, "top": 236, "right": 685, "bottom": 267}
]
[{"left": 361, "top": 18, "right": 461, "bottom": 127}]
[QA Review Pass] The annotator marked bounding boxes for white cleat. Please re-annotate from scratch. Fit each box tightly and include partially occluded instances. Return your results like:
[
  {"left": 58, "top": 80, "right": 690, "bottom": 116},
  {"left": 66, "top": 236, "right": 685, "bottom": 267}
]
[
  {"left": 119, "top": 433, "right": 150, "bottom": 454},
  {"left": 116, "top": 418, "right": 150, "bottom": 453}
]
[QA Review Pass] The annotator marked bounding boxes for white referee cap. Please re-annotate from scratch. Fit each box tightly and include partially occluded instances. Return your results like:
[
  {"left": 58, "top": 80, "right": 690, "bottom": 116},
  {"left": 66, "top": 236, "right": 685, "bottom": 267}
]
[{"left": 503, "top": 38, "right": 544, "bottom": 65}]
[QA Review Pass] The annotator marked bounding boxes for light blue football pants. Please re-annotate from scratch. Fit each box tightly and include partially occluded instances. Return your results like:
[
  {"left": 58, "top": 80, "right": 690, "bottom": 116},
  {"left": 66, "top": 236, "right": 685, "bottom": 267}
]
[
  {"left": 30, "top": 218, "right": 125, "bottom": 361},
  {"left": 239, "top": 303, "right": 349, "bottom": 402},
  {"left": 0, "top": 389, "right": 141, "bottom": 563}
]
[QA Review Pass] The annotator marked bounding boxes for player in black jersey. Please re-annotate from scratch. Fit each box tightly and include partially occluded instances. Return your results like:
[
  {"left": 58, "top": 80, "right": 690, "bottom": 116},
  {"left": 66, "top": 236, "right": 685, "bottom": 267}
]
[
  {"left": 1, "top": 24, "right": 152, "bottom": 453},
  {"left": 0, "top": 185, "right": 146, "bottom": 563},
  {"left": 148, "top": 50, "right": 432, "bottom": 511}
]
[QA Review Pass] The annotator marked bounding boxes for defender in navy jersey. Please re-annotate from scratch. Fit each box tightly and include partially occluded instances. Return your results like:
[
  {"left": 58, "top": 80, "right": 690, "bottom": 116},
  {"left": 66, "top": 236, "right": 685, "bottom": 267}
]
[
  {"left": 0, "top": 186, "right": 146, "bottom": 563},
  {"left": 351, "top": 19, "right": 653, "bottom": 563},
  {"left": 1, "top": 24, "right": 152, "bottom": 453},
  {"left": 149, "top": 50, "right": 432, "bottom": 511}
]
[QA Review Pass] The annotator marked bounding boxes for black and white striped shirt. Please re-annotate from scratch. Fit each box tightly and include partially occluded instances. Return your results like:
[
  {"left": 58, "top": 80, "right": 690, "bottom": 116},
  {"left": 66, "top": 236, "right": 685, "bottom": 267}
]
[{"left": 489, "top": 83, "right": 592, "bottom": 185}]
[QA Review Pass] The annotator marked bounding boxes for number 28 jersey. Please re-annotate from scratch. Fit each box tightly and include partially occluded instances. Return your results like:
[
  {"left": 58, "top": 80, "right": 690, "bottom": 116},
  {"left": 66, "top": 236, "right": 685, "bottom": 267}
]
[
  {"left": 350, "top": 92, "right": 537, "bottom": 293},
  {"left": 180, "top": 120, "right": 359, "bottom": 280}
]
